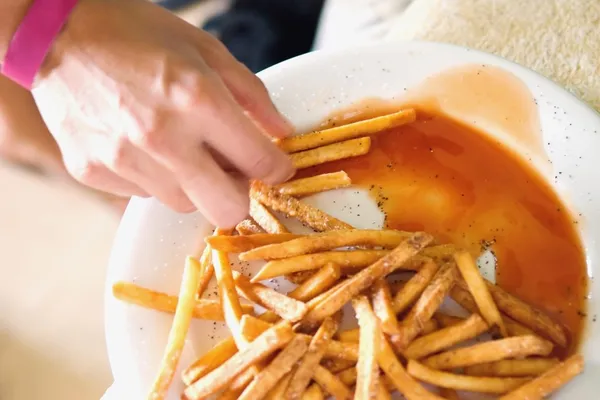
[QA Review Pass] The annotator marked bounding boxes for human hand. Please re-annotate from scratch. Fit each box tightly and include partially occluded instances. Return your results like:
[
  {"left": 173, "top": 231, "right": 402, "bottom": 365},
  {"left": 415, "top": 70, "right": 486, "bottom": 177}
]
[{"left": 32, "top": 0, "right": 294, "bottom": 227}]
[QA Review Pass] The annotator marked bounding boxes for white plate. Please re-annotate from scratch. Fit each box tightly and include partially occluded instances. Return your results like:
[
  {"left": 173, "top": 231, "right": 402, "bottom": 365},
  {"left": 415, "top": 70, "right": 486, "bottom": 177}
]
[{"left": 105, "top": 41, "right": 600, "bottom": 399}]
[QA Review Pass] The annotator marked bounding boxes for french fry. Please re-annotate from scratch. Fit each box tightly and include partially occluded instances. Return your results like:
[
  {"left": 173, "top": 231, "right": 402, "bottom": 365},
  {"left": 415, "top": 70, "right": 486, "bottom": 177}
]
[
  {"left": 275, "top": 171, "right": 352, "bottom": 197},
  {"left": 393, "top": 258, "right": 440, "bottom": 314},
  {"left": 422, "top": 335, "right": 554, "bottom": 370},
  {"left": 301, "top": 383, "right": 325, "bottom": 400},
  {"left": 147, "top": 257, "right": 201, "bottom": 400},
  {"left": 449, "top": 286, "right": 536, "bottom": 337},
  {"left": 236, "top": 218, "right": 265, "bottom": 235},
  {"left": 465, "top": 358, "right": 560, "bottom": 377},
  {"left": 265, "top": 372, "right": 293, "bottom": 400},
  {"left": 373, "top": 279, "right": 401, "bottom": 334},
  {"left": 498, "top": 354, "right": 584, "bottom": 400},
  {"left": 391, "top": 262, "right": 458, "bottom": 350},
  {"left": 377, "top": 386, "right": 392, "bottom": 400},
  {"left": 454, "top": 251, "right": 508, "bottom": 337},
  {"left": 302, "top": 233, "right": 433, "bottom": 326},
  {"left": 249, "top": 198, "right": 289, "bottom": 234},
  {"left": 111, "top": 282, "right": 253, "bottom": 321},
  {"left": 238, "top": 335, "right": 310, "bottom": 400},
  {"left": 252, "top": 250, "right": 389, "bottom": 282},
  {"left": 182, "top": 336, "right": 238, "bottom": 386},
  {"left": 420, "top": 319, "right": 440, "bottom": 336},
  {"left": 439, "top": 388, "right": 460, "bottom": 400},
  {"left": 279, "top": 109, "right": 416, "bottom": 153},
  {"left": 337, "top": 367, "right": 358, "bottom": 385},
  {"left": 306, "top": 279, "right": 347, "bottom": 310},
  {"left": 353, "top": 296, "right": 381, "bottom": 400},
  {"left": 213, "top": 247, "right": 246, "bottom": 347},
  {"left": 250, "top": 180, "right": 354, "bottom": 231},
  {"left": 184, "top": 322, "right": 294, "bottom": 399},
  {"left": 484, "top": 281, "right": 568, "bottom": 347},
  {"left": 313, "top": 365, "right": 353, "bottom": 400},
  {"left": 407, "top": 360, "right": 529, "bottom": 394},
  {"left": 197, "top": 242, "right": 214, "bottom": 298},
  {"left": 434, "top": 313, "right": 465, "bottom": 328},
  {"left": 286, "top": 270, "right": 317, "bottom": 285},
  {"left": 404, "top": 314, "right": 489, "bottom": 360},
  {"left": 323, "top": 358, "right": 356, "bottom": 374},
  {"left": 288, "top": 263, "right": 341, "bottom": 301},
  {"left": 240, "top": 229, "right": 414, "bottom": 261},
  {"left": 206, "top": 233, "right": 302, "bottom": 253},
  {"left": 291, "top": 137, "right": 372, "bottom": 169},
  {"left": 338, "top": 328, "right": 360, "bottom": 343},
  {"left": 233, "top": 271, "right": 309, "bottom": 322},
  {"left": 286, "top": 317, "right": 339, "bottom": 399}
]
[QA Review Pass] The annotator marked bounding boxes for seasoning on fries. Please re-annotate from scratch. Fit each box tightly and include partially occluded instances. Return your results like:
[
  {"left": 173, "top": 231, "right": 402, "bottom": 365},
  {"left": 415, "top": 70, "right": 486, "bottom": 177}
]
[
  {"left": 291, "top": 137, "right": 372, "bottom": 169},
  {"left": 274, "top": 171, "right": 352, "bottom": 197},
  {"left": 235, "top": 218, "right": 264, "bottom": 235}
]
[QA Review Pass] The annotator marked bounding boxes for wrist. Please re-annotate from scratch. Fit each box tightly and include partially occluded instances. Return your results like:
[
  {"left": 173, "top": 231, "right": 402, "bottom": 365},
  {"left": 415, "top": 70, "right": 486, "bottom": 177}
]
[{"left": 0, "top": 0, "right": 35, "bottom": 60}]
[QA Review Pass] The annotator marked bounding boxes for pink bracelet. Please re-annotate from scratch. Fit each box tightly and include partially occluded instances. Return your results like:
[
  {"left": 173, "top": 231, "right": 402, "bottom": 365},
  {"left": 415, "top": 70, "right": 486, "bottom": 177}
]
[{"left": 1, "top": 0, "right": 79, "bottom": 90}]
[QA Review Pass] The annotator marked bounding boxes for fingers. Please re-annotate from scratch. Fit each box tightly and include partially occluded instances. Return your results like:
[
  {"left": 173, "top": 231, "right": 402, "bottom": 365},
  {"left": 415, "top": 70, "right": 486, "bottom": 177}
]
[
  {"left": 197, "top": 35, "right": 293, "bottom": 139},
  {"left": 192, "top": 75, "right": 295, "bottom": 185},
  {"left": 169, "top": 145, "right": 250, "bottom": 228},
  {"left": 97, "top": 140, "right": 196, "bottom": 213}
]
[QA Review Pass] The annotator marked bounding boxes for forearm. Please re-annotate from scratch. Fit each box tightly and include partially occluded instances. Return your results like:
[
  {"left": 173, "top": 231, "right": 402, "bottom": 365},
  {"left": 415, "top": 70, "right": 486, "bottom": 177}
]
[{"left": 0, "top": 0, "right": 35, "bottom": 60}]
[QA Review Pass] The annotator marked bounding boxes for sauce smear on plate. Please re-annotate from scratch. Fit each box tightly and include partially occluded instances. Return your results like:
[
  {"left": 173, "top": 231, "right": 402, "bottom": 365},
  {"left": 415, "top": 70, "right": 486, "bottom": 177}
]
[{"left": 297, "top": 109, "right": 587, "bottom": 355}]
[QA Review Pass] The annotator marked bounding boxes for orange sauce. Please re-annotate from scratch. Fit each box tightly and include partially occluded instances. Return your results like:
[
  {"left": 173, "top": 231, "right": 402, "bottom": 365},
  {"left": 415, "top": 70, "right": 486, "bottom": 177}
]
[{"left": 296, "top": 109, "right": 587, "bottom": 355}]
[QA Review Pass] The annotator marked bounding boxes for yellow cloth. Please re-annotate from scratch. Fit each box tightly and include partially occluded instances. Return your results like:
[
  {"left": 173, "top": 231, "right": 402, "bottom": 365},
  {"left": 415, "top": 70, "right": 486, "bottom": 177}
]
[{"left": 385, "top": 0, "right": 600, "bottom": 112}]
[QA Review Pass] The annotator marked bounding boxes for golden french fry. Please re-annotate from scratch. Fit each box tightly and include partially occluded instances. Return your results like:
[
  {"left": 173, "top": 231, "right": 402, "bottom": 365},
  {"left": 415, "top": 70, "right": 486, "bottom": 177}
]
[
  {"left": 182, "top": 336, "right": 238, "bottom": 386},
  {"left": 148, "top": 256, "right": 202, "bottom": 400},
  {"left": 377, "top": 385, "right": 392, "bottom": 400},
  {"left": 306, "top": 279, "right": 347, "bottom": 310},
  {"left": 218, "top": 366, "right": 255, "bottom": 399},
  {"left": 404, "top": 314, "right": 489, "bottom": 360},
  {"left": 454, "top": 251, "right": 507, "bottom": 337},
  {"left": 291, "top": 137, "right": 372, "bottom": 169},
  {"left": 301, "top": 383, "right": 325, "bottom": 400},
  {"left": 420, "top": 319, "right": 440, "bottom": 336},
  {"left": 498, "top": 354, "right": 584, "bottom": 400},
  {"left": 449, "top": 286, "right": 536, "bottom": 337},
  {"left": 251, "top": 180, "right": 353, "bottom": 232},
  {"left": 391, "top": 262, "right": 458, "bottom": 350},
  {"left": 239, "top": 335, "right": 310, "bottom": 400},
  {"left": 337, "top": 367, "right": 358, "bottom": 385},
  {"left": 279, "top": 109, "right": 416, "bottom": 153},
  {"left": 252, "top": 250, "right": 389, "bottom": 282},
  {"left": 265, "top": 372, "right": 293, "bottom": 400},
  {"left": 323, "top": 359, "right": 356, "bottom": 374},
  {"left": 422, "top": 335, "right": 553, "bottom": 370},
  {"left": 353, "top": 296, "right": 381, "bottom": 400},
  {"left": 206, "top": 233, "right": 302, "bottom": 253},
  {"left": 236, "top": 218, "right": 265, "bottom": 235},
  {"left": 439, "top": 388, "right": 460, "bottom": 400},
  {"left": 286, "top": 270, "right": 317, "bottom": 284},
  {"left": 393, "top": 258, "right": 440, "bottom": 314},
  {"left": 337, "top": 328, "right": 360, "bottom": 343},
  {"left": 434, "top": 313, "right": 465, "bottom": 328},
  {"left": 302, "top": 233, "right": 433, "bottom": 326},
  {"left": 275, "top": 171, "right": 352, "bottom": 197},
  {"left": 465, "top": 358, "right": 560, "bottom": 377},
  {"left": 288, "top": 263, "right": 341, "bottom": 302},
  {"left": 213, "top": 247, "right": 246, "bottom": 347},
  {"left": 484, "top": 281, "right": 567, "bottom": 347},
  {"left": 407, "top": 360, "right": 529, "bottom": 394},
  {"left": 372, "top": 279, "right": 401, "bottom": 335},
  {"left": 184, "top": 322, "right": 294, "bottom": 399},
  {"left": 197, "top": 243, "right": 214, "bottom": 298},
  {"left": 286, "top": 318, "right": 339, "bottom": 399},
  {"left": 111, "top": 282, "right": 253, "bottom": 321},
  {"left": 233, "top": 271, "right": 308, "bottom": 322},
  {"left": 313, "top": 365, "right": 353, "bottom": 400},
  {"left": 240, "top": 229, "right": 414, "bottom": 261},
  {"left": 249, "top": 198, "right": 289, "bottom": 234}
]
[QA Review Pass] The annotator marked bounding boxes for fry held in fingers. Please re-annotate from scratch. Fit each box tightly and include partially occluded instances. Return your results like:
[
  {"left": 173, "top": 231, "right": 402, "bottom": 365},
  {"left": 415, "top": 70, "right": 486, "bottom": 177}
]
[
  {"left": 274, "top": 171, "right": 352, "bottom": 197},
  {"left": 279, "top": 109, "right": 416, "bottom": 153},
  {"left": 291, "top": 137, "right": 372, "bottom": 169},
  {"left": 235, "top": 218, "right": 265, "bottom": 235}
]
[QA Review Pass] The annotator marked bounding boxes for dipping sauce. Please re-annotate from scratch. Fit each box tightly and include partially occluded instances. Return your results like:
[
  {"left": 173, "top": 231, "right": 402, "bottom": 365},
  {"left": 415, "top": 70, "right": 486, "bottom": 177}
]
[{"left": 297, "top": 109, "right": 587, "bottom": 355}]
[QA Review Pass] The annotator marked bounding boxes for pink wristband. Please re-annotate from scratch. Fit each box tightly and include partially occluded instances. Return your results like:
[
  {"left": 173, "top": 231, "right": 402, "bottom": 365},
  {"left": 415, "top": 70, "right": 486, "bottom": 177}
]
[{"left": 1, "top": 0, "right": 79, "bottom": 90}]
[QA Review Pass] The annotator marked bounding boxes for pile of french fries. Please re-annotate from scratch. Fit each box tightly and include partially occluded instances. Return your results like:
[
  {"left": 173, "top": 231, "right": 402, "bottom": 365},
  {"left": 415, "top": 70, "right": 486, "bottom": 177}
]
[{"left": 112, "top": 109, "right": 584, "bottom": 400}]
